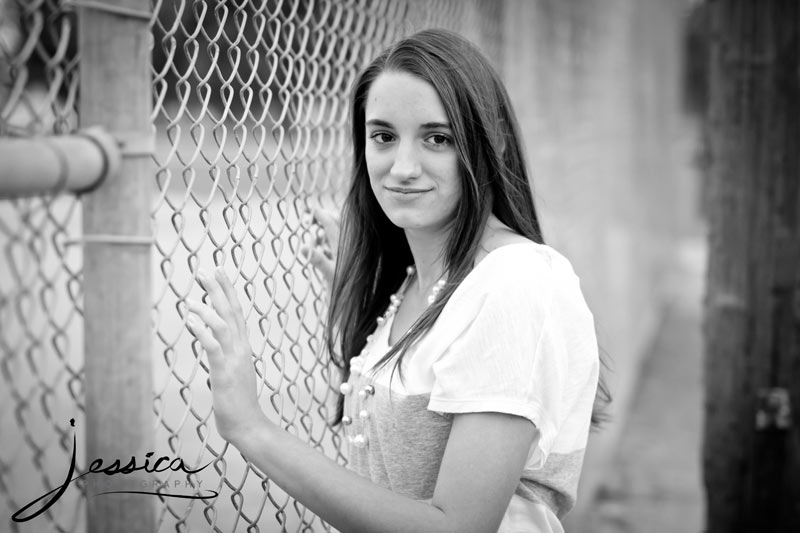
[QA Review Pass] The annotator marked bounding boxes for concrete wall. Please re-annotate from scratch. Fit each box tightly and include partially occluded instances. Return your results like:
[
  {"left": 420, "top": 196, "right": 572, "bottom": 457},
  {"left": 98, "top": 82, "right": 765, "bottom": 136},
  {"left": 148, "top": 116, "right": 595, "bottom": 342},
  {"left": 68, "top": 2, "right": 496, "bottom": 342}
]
[{"left": 501, "top": 0, "right": 695, "bottom": 525}]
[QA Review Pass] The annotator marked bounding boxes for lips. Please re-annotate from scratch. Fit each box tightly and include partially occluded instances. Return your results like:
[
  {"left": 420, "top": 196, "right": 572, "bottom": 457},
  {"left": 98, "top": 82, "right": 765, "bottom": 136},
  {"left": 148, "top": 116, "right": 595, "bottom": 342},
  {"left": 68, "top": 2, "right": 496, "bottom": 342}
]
[{"left": 385, "top": 186, "right": 433, "bottom": 194}]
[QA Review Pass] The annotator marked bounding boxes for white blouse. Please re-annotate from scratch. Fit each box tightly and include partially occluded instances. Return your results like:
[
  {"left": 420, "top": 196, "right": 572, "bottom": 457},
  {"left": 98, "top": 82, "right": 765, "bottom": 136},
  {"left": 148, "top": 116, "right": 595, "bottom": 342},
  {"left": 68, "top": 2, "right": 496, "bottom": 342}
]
[{"left": 342, "top": 241, "right": 600, "bottom": 532}]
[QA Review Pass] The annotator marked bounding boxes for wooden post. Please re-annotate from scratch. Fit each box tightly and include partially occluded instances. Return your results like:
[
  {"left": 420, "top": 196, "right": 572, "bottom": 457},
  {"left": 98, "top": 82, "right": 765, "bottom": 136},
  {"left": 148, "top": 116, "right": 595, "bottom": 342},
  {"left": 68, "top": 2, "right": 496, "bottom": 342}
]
[
  {"left": 703, "top": 1, "right": 800, "bottom": 531},
  {"left": 78, "top": 2, "right": 155, "bottom": 532}
]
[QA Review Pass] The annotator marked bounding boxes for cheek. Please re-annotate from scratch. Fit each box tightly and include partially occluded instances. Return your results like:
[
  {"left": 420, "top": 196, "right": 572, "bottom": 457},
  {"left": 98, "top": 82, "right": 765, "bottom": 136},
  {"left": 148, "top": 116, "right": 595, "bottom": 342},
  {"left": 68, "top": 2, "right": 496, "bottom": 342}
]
[
  {"left": 366, "top": 163, "right": 382, "bottom": 190},
  {"left": 440, "top": 163, "right": 462, "bottom": 208},
  {"left": 365, "top": 150, "right": 385, "bottom": 185},
  {"left": 443, "top": 182, "right": 462, "bottom": 216},
  {"left": 366, "top": 164, "right": 387, "bottom": 209},
  {"left": 448, "top": 174, "right": 462, "bottom": 199}
]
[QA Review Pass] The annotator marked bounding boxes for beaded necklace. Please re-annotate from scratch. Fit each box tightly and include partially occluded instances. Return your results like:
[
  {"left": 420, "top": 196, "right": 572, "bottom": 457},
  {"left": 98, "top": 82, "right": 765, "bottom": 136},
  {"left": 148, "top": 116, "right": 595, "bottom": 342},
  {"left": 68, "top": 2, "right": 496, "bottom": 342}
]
[{"left": 339, "top": 264, "right": 447, "bottom": 449}]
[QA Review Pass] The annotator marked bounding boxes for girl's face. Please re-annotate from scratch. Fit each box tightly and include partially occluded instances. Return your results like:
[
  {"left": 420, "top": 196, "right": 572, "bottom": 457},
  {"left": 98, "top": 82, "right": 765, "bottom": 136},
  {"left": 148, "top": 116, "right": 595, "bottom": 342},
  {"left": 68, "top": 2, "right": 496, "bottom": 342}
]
[{"left": 364, "top": 71, "right": 461, "bottom": 236}]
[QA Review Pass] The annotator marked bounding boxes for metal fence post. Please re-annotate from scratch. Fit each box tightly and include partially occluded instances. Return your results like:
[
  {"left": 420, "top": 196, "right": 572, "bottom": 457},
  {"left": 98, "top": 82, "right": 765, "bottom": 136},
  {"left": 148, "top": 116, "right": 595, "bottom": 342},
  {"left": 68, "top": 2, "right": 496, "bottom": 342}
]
[{"left": 77, "top": 1, "right": 154, "bottom": 531}]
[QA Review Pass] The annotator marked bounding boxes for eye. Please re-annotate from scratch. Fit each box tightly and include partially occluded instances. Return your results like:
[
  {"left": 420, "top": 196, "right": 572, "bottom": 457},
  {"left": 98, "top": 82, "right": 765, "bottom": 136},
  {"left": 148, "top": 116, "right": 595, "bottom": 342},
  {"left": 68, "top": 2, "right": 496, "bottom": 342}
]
[
  {"left": 426, "top": 133, "right": 452, "bottom": 147},
  {"left": 369, "top": 132, "right": 394, "bottom": 144}
]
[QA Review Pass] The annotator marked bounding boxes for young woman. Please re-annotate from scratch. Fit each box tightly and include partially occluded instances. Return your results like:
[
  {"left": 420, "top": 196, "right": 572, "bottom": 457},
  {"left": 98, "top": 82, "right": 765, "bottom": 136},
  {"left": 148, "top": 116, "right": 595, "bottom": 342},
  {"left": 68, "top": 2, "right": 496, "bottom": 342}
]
[{"left": 187, "top": 29, "right": 608, "bottom": 533}]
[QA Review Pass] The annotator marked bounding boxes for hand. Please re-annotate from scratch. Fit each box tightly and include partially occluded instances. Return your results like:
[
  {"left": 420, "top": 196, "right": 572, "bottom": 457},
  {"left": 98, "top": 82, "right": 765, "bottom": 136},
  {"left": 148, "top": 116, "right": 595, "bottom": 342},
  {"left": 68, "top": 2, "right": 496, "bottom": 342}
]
[
  {"left": 186, "top": 267, "right": 267, "bottom": 442},
  {"left": 300, "top": 207, "right": 340, "bottom": 290}
]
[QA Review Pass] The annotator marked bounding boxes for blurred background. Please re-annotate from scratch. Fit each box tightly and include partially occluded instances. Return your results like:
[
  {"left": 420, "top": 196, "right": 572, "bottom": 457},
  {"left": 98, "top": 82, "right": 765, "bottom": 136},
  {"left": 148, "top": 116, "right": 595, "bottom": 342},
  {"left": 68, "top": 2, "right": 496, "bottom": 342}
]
[{"left": 1, "top": 0, "right": 796, "bottom": 532}]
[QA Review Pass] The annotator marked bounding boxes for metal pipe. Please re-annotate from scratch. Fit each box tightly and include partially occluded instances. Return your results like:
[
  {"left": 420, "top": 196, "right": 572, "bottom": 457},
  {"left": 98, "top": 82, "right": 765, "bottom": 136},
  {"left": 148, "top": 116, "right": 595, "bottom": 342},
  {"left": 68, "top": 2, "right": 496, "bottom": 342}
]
[{"left": 0, "top": 127, "right": 120, "bottom": 198}]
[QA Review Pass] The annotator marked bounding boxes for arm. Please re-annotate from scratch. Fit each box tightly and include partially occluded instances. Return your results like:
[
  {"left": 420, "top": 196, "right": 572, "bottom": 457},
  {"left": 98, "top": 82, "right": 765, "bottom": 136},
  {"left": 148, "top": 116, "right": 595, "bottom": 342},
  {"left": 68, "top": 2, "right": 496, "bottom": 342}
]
[
  {"left": 233, "top": 409, "right": 535, "bottom": 533},
  {"left": 186, "top": 267, "right": 537, "bottom": 533}
]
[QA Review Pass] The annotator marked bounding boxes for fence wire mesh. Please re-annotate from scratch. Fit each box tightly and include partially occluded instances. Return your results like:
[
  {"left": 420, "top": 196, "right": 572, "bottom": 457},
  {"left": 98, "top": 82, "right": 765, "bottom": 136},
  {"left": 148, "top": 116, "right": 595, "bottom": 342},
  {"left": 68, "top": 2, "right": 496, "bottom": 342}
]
[
  {"left": 1, "top": 0, "right": 503, "bottom": 531},
  {"left": 1, "top": 1, "right": 85, "bottom": 532}
]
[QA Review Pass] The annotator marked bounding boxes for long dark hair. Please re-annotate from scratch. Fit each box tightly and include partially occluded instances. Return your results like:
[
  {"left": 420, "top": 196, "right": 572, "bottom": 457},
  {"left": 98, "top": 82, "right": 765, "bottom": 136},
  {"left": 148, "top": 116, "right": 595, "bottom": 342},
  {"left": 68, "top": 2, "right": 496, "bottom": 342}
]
[{"left": 326, "top": 29, "right": 611, "bottom": 428}]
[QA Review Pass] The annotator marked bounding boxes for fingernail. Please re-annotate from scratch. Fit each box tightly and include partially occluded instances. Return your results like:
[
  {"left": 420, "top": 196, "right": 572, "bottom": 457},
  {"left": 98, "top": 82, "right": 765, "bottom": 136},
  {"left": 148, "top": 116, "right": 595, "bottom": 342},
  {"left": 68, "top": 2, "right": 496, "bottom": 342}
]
[
  {"left": 186, "top": 298, "right": 198, "bottom": 309},
  {"left": 215, "top": 266, "right": 226, "bottom": 279},
  {"left": 198, "top": 268, "right": 211, "bottom": 282}
]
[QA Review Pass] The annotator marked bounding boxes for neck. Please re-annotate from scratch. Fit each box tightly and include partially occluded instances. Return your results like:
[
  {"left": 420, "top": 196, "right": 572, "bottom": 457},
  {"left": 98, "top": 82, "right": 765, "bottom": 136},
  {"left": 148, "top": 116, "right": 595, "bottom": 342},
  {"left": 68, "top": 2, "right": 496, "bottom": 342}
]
[{"left": 404, "top": 226, "right": 449, "bottom": 295}]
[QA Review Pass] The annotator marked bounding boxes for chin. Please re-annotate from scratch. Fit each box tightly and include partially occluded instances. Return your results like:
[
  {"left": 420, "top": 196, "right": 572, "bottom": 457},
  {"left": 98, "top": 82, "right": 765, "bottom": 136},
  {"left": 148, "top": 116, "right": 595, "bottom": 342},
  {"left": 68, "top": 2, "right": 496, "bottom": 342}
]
[
  {"left": 378, "top": 202, "right": 456, "bottom": 234},
  {"left": 384, "top": 213, "right": 421, "bottom": 230},
  {"left": 388, "top": 215, "right": 451, "bottom": 235}
]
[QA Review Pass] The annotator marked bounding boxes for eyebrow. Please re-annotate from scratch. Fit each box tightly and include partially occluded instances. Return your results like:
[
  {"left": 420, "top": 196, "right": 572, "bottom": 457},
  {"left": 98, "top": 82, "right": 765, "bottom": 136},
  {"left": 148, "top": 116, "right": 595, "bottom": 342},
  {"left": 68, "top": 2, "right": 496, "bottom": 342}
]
[{"left": 365, "top": 119, "right": 451, "bottom": 130}]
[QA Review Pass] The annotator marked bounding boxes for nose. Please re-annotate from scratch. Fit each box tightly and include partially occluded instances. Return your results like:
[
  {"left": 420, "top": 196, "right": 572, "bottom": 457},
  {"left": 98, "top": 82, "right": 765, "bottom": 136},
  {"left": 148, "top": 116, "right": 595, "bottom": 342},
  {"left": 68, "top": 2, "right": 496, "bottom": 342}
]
[{"left": 390, "top": 140, "right": 421, "bottom": 180}]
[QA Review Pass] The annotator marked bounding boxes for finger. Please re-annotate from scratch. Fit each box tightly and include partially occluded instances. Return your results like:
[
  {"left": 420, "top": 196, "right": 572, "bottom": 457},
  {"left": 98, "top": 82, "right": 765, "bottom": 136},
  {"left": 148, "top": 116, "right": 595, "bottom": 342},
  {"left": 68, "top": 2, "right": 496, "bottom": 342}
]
[
  {"left": 299, "top": 243, "right": 316, "bottom": 264},
  {"left": 186, "top": 313, "right": 223, "bottom": 362},
  {"left": 186, "top": 298, "right": 230, "bottom": 343},
  {"left": 214, "top": 267, "right": 248, "bottom": 337},
  {"left": 315, "top": 208, "right": 340, "bottom": 244},
  {"left": 317, "top": 207, "right": 341, "bottom": 226},
  {"left": 197, "top": 268, "right": 236, "bottom": 327},
  {"left": 309, "top": 249, "right": 335, "bottom": 286},
  {"left": 315, "top": 227, "right": 328, "bottom": 247},
  {"left": 300, "top": 241, "right": 331, "bottom": 271},
  {"left": 312, "top": 208, "right": 340, "bottom": 254}
]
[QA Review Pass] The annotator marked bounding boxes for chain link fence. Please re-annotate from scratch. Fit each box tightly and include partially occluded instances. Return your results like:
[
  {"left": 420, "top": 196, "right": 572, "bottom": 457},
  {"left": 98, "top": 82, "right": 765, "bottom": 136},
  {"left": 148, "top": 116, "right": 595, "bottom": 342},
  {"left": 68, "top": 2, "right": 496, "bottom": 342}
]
[
  {"left": 1, "top": 1, "right": 85, "bottom": 531},
  {"left": 1, "top": 1, "right": 504, "bottom": 531}
]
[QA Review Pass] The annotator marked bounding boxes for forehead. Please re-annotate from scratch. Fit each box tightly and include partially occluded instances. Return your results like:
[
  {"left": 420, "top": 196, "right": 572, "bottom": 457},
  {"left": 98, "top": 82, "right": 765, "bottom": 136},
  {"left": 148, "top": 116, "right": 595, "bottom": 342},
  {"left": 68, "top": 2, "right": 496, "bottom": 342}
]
[{"left": 365, "top": 71, "right": 448, "bottom": 124}]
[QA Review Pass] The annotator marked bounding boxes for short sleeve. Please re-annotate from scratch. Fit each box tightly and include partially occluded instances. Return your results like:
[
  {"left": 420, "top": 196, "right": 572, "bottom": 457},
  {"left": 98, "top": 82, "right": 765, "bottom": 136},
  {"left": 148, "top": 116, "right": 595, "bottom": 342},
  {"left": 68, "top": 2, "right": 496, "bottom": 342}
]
[{"left": 427, "top": 244, "right": 599, "bottom": 468}]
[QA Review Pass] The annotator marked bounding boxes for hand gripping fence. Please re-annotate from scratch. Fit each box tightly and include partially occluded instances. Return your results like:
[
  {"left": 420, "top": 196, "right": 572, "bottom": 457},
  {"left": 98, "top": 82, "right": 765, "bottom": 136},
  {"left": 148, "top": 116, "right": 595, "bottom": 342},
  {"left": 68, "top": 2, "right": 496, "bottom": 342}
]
[{"left": 0, "top": 1, "right": 504, "bottom": 531}]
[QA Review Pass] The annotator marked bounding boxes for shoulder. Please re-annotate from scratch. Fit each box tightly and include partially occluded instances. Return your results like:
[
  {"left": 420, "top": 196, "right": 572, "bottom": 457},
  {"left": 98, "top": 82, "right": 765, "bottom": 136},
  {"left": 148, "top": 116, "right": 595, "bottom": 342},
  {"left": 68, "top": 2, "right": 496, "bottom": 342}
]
[
  {"left": 444, "top": 239, "right": 592, "bottom": 339},
  {"left": 468, "top": 240, "right": 579, "bottom": 300},
  {"left": 470, "top": 216, "right": 579, "bottom": 295}
]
